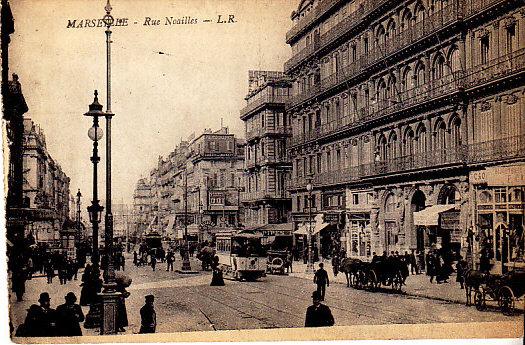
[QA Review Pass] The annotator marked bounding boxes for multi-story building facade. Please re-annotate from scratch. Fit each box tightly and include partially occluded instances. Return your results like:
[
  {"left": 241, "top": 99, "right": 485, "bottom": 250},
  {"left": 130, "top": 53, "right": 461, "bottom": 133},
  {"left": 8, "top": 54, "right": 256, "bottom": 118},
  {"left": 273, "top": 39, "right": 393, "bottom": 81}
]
[
  {"left": 133, "top": 178, "right": 154, "bottom": 239},
  {"left": 136, "top": 127, "right": 245, "bottom": 243},
  {"left": 240, "top": 70, "right": 294, "bottom": 240},
  {"left": 21, "top": 118, "right": 71, "bottom": 245},
  {"left": 285, "top": 0, "right": 525, "bottom": 272}
]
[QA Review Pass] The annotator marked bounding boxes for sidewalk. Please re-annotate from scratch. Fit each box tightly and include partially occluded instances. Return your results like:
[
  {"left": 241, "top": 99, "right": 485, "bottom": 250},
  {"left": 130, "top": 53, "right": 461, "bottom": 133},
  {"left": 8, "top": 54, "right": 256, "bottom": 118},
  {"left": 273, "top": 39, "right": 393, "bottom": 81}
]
[{"left": 288, "top": 260, "right": 467, "bottom": 305}]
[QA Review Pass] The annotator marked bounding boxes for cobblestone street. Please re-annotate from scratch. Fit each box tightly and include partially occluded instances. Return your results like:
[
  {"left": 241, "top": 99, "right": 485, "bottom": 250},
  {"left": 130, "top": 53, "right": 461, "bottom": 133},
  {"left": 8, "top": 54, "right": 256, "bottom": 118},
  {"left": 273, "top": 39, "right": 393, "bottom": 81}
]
[{"left": 10, "top": 256, "right": 522, "bottom": 337}]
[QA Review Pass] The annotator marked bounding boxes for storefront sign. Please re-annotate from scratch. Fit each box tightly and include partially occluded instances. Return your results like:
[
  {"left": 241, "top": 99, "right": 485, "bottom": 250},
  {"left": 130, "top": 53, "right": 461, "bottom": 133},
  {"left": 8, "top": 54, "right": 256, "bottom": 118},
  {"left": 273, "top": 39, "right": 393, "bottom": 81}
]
[{"left": 470, "top": 164, "right": 525, "bottom": 186}]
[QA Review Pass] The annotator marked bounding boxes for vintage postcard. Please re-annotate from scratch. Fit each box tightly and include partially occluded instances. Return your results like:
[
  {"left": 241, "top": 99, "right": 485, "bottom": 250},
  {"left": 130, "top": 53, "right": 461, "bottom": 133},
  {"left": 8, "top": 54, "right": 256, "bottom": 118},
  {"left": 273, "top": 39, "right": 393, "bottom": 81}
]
[{"left": 2, "top": 0, "right": 524, "bottom": 343}]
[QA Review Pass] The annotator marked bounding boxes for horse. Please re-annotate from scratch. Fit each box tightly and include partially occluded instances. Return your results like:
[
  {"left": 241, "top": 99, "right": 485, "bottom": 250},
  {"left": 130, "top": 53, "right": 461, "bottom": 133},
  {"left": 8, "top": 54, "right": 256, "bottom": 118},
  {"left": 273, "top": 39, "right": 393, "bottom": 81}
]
[
  {"left": 463, "top": 268, "right": 488, "bottom": 306},
  {"left": 339, "top": 258, "right": 362, "bottom": 287}
]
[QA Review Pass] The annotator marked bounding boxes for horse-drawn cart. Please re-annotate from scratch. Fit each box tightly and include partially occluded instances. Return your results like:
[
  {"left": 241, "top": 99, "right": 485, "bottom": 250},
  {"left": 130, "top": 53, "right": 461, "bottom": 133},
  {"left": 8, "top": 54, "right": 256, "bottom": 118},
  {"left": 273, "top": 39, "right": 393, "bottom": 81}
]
[
  {"left": 340, "top": 257, "right": 408, "bottom": 292},
  {"left": 470, "top": 269, "right": 525, "bottom": 315}
]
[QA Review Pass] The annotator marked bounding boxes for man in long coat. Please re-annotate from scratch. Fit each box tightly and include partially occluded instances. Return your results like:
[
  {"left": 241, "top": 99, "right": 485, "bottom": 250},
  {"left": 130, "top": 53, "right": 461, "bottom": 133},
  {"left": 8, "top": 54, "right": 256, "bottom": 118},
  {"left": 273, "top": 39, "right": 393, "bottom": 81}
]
[
  {"left": 56, "top": 292, "right": 84, "bottom": 336},
  {"left": 305, "top": 291, "right": 334, "bottom": 327}
]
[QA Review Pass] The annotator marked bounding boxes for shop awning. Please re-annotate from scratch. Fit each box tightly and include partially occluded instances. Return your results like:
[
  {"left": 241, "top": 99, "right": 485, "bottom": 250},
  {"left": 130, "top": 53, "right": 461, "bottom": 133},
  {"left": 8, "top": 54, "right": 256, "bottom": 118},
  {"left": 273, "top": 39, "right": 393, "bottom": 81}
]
[
  {"left": 294, "top": 222, "right": 330, "bottom": 236},
  {"left": 413, "top": 205, "right": 456, "bottom": 226}
]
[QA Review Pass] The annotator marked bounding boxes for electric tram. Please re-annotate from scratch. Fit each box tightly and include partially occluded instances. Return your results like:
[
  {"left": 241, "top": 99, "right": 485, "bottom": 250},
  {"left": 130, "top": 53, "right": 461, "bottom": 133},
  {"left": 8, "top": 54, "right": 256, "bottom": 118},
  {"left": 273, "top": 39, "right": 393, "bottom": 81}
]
[{"left": 215, "top": 230, "right": 267, "bottom": 281}]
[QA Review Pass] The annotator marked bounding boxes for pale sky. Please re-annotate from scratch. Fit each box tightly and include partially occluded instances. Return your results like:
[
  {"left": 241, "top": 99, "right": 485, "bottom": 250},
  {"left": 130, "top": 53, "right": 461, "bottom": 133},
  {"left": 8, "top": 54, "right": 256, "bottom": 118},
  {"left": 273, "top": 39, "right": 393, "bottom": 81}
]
[{"left": 9, "top": 0, "right": 297, "bottom": 205}]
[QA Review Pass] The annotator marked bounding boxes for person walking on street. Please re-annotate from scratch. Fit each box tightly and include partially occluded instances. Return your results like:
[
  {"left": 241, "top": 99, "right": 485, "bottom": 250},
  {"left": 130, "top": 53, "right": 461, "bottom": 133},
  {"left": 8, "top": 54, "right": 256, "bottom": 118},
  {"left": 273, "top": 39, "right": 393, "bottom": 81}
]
[
  {"left": 426, "top": 250, "right": 436, "bottom": 283},
  {"left": 210, "top": 256, "right": 225, "bottom": 286},
  {"left": 139, "top": 295, "right": 156, "bottom": 334},
  {"left": 45, "top": 258, "right": 54, "bottom": 284},
  {"left": 11, "top": 266, "right": 26, "bottom": 302},
  {"left": 313, "top": 263, "right": 329, "bottom": 301},
  {"left": 410, "top": 249, "right": 418, "bottom": 275},
  {"left": 116, "top": 279, "right": 130, "bottom": 332},
  {"left": 417, "top": 250, "right": 425, "bottom": 273},
  {"left": 456, "top": 255, "right": 468, "bottom": 289},
  {"left": 305, "top": 291, "right": 334, "bottom": 327},
  {"left": 133, "top": 251, "right": 138, "bottom": 266},
  {"left": 286, "top": 251, "right": 293, "bottom": 273},
  {"left": 331, "top": 254, "right": 340, "bottom": 277},
  {"left": 150, "top": 252, "right": 157, "bottom": 272},
  {"left": 17, "top": 292, "right": 57, "bottom": 337},
  {"left": 27, "top": 257, "right": 34, "bottom": 280},
  {"left": 166, "top": 251, "right": 175, "bottom": 271},
  {"left": 56, "top": 292, "right": 84, "bottom": 336}
]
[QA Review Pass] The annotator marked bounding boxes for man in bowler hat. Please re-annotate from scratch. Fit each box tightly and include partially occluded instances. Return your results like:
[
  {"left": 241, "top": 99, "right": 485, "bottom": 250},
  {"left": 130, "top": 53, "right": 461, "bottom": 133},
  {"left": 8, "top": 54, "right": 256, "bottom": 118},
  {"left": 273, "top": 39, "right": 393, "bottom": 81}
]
[
  {"left": 305, "top": 291, "right": 334, "bottom": 327},
  {"left": 139, "top": 295, "right": 156, "bottom": 334},
  {"left": 56, "top": 292, "right": 84, "bottom": 336}
]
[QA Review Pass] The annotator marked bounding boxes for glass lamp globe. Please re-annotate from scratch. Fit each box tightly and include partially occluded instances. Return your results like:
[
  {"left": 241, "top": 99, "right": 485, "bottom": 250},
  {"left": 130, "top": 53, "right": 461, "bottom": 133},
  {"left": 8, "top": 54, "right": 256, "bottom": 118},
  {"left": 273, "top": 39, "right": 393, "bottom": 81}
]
[{"left": 88, "top": 126, "right": 103, "bottom": 141}]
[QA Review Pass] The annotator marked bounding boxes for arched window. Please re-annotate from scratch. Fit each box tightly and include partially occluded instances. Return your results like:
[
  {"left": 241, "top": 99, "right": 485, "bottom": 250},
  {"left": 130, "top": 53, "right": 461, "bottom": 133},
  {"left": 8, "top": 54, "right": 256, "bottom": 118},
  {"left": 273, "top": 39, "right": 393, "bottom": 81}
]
[
  {"left": 415, "top": 62, "right": 426, "bottom": 86},
  {"left": 386, "top": 19, "right": 396, "bottom": 40},
  {"left": 388, "top": 131, "right": 398, "bottom": 159},
  {"left": 378, "top": 134, "right": 388, "bottom": 161},
  {"left": 438, "top": 184, "right": 458, "bottom": 204},
  {"left": 432, "top": 53, "right": 446, "bottom": 80},
  {"left": 402, "top": 67, "right": 414, "bottom": 92},
  {"left": 448, "top": 46, "right": 461, "bottom": 72},
  {"left": 387, "top": 76, "right": 397, "bottom": 100},
  {"left": 404, "top": 128, "right": 415, "bottom": 156},
  {"left": 415, "top": 2, "right": 425, "bottom": 23},
  {"left": 401, "top": 9, "right": 413, "bottom": 31},
  {"left": 415, "top": 123, "right": 427, "bottom": 154},
  {"left": 449, "top": 116, "right": 462, "bottom": 147},
  {"left": 376, "top": 25, "right": 386, "bottom": 46},
  {"left": 478, "top": 190, "right": 492, "bottom": 203},
  {"left": 377, "top": 79, "right": 387, "bottom": 102},
  {"left": 434, "top": 119, "right": 447, "bottom": 151},
  {"left": 385, "top": 193, "right": 396, "bottom": 212}
]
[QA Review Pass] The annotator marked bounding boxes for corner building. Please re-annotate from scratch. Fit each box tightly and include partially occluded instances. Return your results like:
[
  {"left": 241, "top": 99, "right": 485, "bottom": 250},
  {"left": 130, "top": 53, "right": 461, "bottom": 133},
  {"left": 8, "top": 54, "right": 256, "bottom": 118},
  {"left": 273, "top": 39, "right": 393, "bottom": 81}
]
[
  {"left": 240, "top": 71, "right": 293, "bottom": 233},
  {"left": 285, "top": 0, "right": 525, "bottom": 272}
]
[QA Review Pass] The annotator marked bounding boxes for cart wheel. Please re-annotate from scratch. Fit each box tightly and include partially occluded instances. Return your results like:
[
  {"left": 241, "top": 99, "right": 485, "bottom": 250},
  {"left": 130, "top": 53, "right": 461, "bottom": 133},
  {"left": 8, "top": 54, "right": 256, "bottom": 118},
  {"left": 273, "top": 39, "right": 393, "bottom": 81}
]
[
  {"left": 498, "top": 286, "right": 515, "bottom": 316},
  {"left": 474, "top": 289, "right": 486, "bottom": 311}
]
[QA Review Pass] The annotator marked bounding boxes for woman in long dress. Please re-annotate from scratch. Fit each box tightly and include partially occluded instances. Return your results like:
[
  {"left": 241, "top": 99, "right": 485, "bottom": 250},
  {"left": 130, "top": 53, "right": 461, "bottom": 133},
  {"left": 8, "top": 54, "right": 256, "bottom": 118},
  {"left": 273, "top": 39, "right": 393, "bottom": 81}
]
[{"left": 210, "top": 256, "right": 225, "bottom": 286}]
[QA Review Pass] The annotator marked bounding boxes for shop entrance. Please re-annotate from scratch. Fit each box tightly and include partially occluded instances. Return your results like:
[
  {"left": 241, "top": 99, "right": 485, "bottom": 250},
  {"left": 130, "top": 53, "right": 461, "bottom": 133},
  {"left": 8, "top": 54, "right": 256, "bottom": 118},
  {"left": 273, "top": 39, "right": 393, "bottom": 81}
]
[{"left": 411, "top": 190, "right": 426, "bottom": 251}]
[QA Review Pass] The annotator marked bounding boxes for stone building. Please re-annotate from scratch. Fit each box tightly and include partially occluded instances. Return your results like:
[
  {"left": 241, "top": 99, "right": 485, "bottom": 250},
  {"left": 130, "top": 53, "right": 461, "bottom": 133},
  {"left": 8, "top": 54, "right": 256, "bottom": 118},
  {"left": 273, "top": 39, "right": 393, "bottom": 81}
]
[
  {"left": 285, "top": 0, "right": 525, "bottom": 271},
  {"left": 132, "top": 178, "right": 154, "bottom": 239},
  {"left": 137, "top": 127, "right": 245, "bottom": 243},
  {"left": 21, "top": 118, "right": 71, "bottom": 246},
  {"left": 240, "top": 70, "right": 294, "bottom": 241}
]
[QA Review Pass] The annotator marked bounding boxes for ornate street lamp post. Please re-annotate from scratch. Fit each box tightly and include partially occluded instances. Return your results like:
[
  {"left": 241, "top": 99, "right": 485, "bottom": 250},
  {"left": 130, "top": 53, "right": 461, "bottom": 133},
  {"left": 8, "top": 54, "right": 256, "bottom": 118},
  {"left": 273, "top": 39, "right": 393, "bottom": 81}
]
[
  {"left": 98, "top": 0, "right": 120, "bottom": 335},
  {"left": 305, "top": 181, "right": 315, "bottom": 274},
  {"left": 83, "top": 90, "right": 105, "bottom": 330},
  {"left": 85, "top": 91, "right": 104, "bottom": 267},
  {"left": 76, "top": 189, "right": 82, "bottom": 245}
]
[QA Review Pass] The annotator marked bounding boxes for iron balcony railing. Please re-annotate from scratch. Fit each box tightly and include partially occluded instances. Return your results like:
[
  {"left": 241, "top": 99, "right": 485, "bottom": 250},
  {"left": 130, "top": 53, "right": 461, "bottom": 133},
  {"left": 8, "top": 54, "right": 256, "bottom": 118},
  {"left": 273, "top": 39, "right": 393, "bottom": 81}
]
[
  {"left": 288, "top": 135, "right": 525, "bottom": 190},
  {"left": 468, "top": 135, "right": 525, "bottom": 164},
  {"left": 464, "top": 0, "right": 514, "bottom": 18},
  {"left": 285, "top": 0, "right": 343, "bottom": 44},
  {"left": 284, "top": 42, "right": 319, "bottom": 74},
  {"left": 241, "top": 190, "right": 291, "bottom": 203},
  {"left": 463, "top": 47, "right": 525, "bottom": 89},
  {"left": 240, "top": 95, "right": 289, "bottom": 119},
  {"left": 290, "top": 47, "right": 525, "bottom": 148},
  {"left": 286, "top": 1, "right": 461, "bottom": 109},
  {"left": 246, "top": 125, "right": 292, "bottom": 141},
  {"left": 246, "top": 154, "right": 290, "bottom": 168}
]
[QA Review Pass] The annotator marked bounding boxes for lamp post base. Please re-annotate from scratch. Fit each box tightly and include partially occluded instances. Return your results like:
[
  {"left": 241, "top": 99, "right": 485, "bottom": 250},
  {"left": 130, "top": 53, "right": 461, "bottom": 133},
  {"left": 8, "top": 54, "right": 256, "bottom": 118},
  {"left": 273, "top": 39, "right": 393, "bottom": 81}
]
[
  {"left": 99, "top": 289, "right": 121, "bottom": 335},
  {"left": 84, "top": 303, "right": 102, "bottom": 329}
]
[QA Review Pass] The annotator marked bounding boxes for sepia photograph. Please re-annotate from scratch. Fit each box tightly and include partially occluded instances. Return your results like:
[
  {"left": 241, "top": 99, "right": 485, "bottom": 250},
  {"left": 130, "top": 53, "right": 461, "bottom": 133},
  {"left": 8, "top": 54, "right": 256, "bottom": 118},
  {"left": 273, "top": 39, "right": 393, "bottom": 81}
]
[{"left": 1, "top": 0, "right": 524, "bottom": 343}]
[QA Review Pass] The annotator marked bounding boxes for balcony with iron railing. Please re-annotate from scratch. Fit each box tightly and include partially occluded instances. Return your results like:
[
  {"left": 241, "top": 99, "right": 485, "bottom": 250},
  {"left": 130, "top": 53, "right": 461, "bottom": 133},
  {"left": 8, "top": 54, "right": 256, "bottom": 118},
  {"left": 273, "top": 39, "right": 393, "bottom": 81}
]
[
  {"left": 241, "top": 190, "right": 291, "bottom": 203},
  {"left": 285, "top": 0, "right": 343, "bottom": 44},
  {"left": 246, "top": 126, "right": 292, "bottom": 142},
  {"left": 464, "top": 0, "right": 516, "bottom": 18},
  {"left": 290, "top": 70, "right": 466, "bottom": 148},
  {"left": 468, "top": 135, "right": 525, "bottom": 165},
  {"left": 463, "top": 47, "right": 525, "bottom": 90},
  {"left": 286, "top": 1, "right": 461, "bottom": 109},
  {"left": 288, "top": 135, "right": 525, "bottom": 190},
  {"left": 245, "top": 154, "right": 290, "bottom": 169},
  {"left": 240, "top": 94, "right": 289, "bottom": 120}
]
